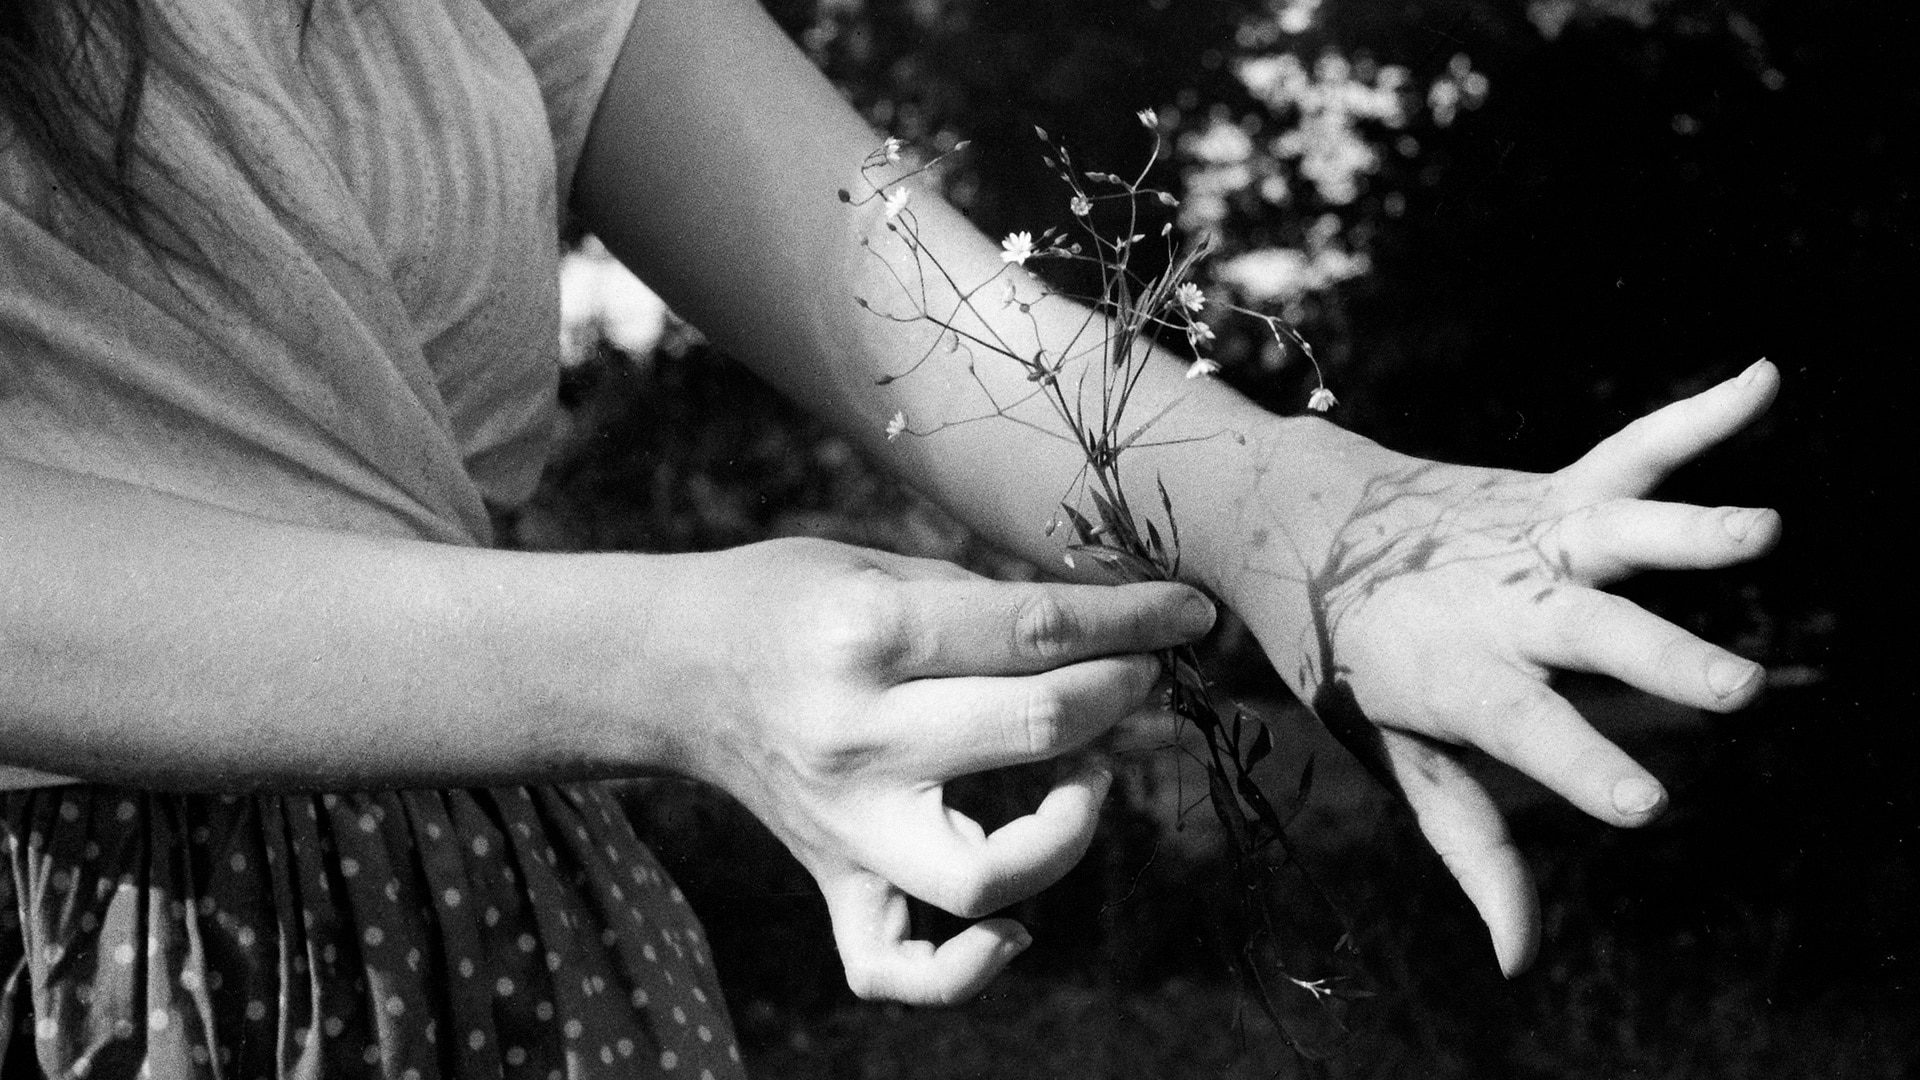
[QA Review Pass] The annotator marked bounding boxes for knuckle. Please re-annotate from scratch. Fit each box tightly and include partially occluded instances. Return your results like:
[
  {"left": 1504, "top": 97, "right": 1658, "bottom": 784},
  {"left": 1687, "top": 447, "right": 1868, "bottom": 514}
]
[
  {"left": 1493, "top": 680, "right": 1561, "bottom": 731},
  {"left": 1011, "top": 591, "right": 1080, "bottom": 664},
  {"left": 841, "top": 960, "right": 890, "bottom": 1002},
  {"left": 1541, "top": 587, "right": 1615, "bottom": 650},
  {"left": 1018, "top": 688, "right": 1069, "bottom": 757},
  {"left": 936, "top": 868, "right": 1001, "bottom": 920},
  {"left": 1421, "top": 676, "right": 1484, "bottom": 731},
  {"left": 812, "top": 572, "right": 910, "bottom": 671},
  {"left": 1653, "top": 631, "right": 1705, "bottom": 679},
  {"left": 921, "top": 976, "right": 977, "bottom": 1008}
]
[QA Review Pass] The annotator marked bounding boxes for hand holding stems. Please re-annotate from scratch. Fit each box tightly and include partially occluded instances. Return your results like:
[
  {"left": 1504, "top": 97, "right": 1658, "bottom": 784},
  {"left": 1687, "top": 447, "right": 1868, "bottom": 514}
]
[
  {"left": 661, "top": 538, "right": 1215, "bottom": 1005},
  {"left": 1214, "top": 360, "right": 1782, "bottom": 973},
  {"left": 570, "top": 0, "right": 1780, "bottom": 996},
  {"left": 0, "top": 460, "right": 1211, "bottom": 1010}
]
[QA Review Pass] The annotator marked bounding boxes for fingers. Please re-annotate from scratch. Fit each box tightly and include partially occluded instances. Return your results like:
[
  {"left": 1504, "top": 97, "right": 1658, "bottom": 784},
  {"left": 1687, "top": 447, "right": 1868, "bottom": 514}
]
[
  {"left": 1554, "top": 500, "right": 1781, "bottom": 585},
  {"left": 863, "top": 757, "right": 1114, "bottom": 919},
  {"left": 1384, "top": 730, "right": 1539, "bottom": 976},
  {"left": 1434, "top": 667, "right": 1668, "bottom": 828},
  {"left": 887, "top": 578, "right": 1216, "bottom": 679},
  {"left": 1561, "top": 359, "right": 1778, "bottom": 500},
  {"left": 883, "top": 655, "right": 1162, "bottom": 775},
  {"left": 1527, "top": 587, "right": 1765, "bottom": 712},
  {"left": 818, "top": 758, "right": 1114, "bottom": 1004},
  {"left": 822, "top": 871, "right": 1032, "bottom": 1005}
]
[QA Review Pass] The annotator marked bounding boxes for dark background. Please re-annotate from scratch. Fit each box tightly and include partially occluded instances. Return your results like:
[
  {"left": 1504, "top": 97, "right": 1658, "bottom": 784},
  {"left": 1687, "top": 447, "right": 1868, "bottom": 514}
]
[{"left": 519, "top": 1, "right": 1917, "bottom": 1075}]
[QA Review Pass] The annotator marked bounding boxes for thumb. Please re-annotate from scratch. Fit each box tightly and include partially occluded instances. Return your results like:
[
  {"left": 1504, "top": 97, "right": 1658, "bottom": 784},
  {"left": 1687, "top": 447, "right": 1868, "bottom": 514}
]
[{"left": 820, "top": 870, "right": 1032, "bottom": 1006}]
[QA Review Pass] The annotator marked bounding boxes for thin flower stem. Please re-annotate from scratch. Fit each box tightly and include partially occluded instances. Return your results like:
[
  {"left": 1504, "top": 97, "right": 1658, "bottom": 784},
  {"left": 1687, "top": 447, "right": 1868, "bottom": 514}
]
[{"left": 850, "top": 130, "right": 1359, "bottom": 1064}]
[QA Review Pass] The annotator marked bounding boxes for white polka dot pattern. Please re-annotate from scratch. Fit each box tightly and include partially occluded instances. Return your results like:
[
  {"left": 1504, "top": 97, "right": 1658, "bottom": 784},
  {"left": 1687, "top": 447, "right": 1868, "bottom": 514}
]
[{"left": 1, "top": 784, "right": 742, "bottom": 1078}]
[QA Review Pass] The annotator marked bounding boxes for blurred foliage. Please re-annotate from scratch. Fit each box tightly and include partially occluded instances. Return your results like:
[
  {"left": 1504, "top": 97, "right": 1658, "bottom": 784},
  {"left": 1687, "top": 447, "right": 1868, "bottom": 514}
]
[{"left": 516, "top": 0, "right": 1916, "bottom": 1074}]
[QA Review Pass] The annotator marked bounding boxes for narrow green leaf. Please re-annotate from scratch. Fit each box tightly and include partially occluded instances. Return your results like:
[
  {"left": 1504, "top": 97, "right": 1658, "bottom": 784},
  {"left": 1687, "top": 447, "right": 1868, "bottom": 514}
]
[
  {"left": 1157, "top": 474, "right": 1182, "bottom": 575},
  {"left": 1114, "top": 397, "right": 1182, "bottom": 455},
  {"left": 1088, "top": 488, "right": 1126, "bottom": 536},
  {"left": 1066, "top": 542, "right": 1161, "bottom": 582},
  {"left": 1060, "top": 503, "right": 1099, "bottom": 546},
  {"left": 1247, "top": 723, "right": 1274, "bottom": 770}
]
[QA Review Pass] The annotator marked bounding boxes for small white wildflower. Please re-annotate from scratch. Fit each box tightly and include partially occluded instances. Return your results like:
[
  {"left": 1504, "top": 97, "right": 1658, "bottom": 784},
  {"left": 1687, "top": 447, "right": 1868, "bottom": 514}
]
[
  {"left": 1185, "top": 357, "right": 1222, "bottom": 380},
  {"left": 1070, "top": 194, "right": 1093, "bottom": 217},
  {"left": 882, "top": 187, "right": 909, "bottom": 219},
  {"left": 1307, "top": 386, "right": 1338, "bottom": 412},
  {"left": 885, "top": 411, "right": 908, "bottom": 439},
  {"left": 1185, "top": 320, "right": 1216, "bottom": 348},
  {"left": 1173, "top": 282, "right": 1206, "bottom": 313},
  {"left": 1136, "top": 108, "right": 1159, "bottom": 130},
  {"left": 1000, "top": 231, "right": 1035, "bottom": 266},
  {"left": 883, "top": 137, "right": 904, "bottom": 164}
]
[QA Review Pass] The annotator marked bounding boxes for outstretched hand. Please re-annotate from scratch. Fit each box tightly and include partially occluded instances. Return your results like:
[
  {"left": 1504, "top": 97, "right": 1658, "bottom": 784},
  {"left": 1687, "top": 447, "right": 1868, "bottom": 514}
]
[
  {"left": 1222, "top": 360, "right": 1781, "bottom": 975},
  {"left": 672, "top": 538, "right": 1214, "bottom": 1004}
]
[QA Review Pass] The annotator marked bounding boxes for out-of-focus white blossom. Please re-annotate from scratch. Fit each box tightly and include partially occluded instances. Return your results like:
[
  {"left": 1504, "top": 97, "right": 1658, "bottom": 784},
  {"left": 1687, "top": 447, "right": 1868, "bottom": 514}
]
[
  {"left": 883, "top": 136, "right": 904, "bottom": 163},
  {"left": 885, "top": 411, "right": 908, "bottom": 440},
  {"left": 1233, "top": 53, "right": 1411, "bottom": 206},
  {"left": 1235, "top": 0, "right": 1323, "bottom": 46},
  {"left": 1186, "top": 321, "right": 1216, "bottom": 349},
  {"left": 1278, "top": 0, "right": 1321, "bottom": 34},
  {"left": 1527, "top": 0, "right": 1667, "bottom": 40},
  {"left": 1215, "top": 243, "right": 1369, "bottom": 306},
  {"left": 1177, "top": 12, "right": 1494, "bottom": 315},
  {"left": 883, "top": 186, "right": 910, "bottom": 218},
  {"left": 558, "top": 236, "right": 668, "bottom": 366},
  {"left": 1000, "top": 231, "right": 1035, "bottom": 265},
  {"left": 1177, "top": 119, "right": 1259, "bottom": 232},
  {"left": 1427, "top": 55, "right": 1490, "bottom": 128},
  {"left": 1187, "top": 118, "right": 1256, "bottom": 165}
]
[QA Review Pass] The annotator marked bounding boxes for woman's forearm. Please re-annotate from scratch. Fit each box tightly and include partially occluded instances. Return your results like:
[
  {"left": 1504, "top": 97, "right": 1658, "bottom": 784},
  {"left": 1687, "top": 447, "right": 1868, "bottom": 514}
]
[
  {"left": 0, "top": 454, "right": 705, "bottom": 790},
  {"left": 574, "top": 0, "right": 1379, "bottom": 607}
]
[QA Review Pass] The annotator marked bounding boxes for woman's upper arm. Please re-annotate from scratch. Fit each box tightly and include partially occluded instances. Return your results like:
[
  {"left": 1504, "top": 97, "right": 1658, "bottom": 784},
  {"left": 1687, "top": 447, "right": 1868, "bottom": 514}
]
[{"left": 571, "top": 0, "right": 888, "bottom": 395}]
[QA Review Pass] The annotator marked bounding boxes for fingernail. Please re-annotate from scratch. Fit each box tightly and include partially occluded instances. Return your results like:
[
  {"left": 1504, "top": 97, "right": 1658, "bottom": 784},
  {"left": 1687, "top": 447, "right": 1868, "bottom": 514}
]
[
  {"left": 1708, "top": 657, "right": 1761, "bottom": 699},
  {"left": 1007, "top": 926, "right": 1033, "bottom": 952},
  {"left": 1087, "top": 761, "right": 1116, "bottom": 797},
  {"left": 1738, "top": 358, "right": 1768, "bottom": 385},
  {"left": 1611, "top": 777, "right": 1665, "bottom": 817},
  {"left": 1721, "top": 508, "right": 1760, "bottom": 542},
  {"left": 1178, "top": 593, "right": 1217, "bottom": 635}
]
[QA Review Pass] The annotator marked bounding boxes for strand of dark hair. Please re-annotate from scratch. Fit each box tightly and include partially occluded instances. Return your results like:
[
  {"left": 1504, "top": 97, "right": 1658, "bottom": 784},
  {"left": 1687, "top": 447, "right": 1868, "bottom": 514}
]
[
  {"left": 2, "top": 0, "right": 326, "bottom": 282},
  {"left": 0, "top": 0, "right": 160, "bottom": 242}
]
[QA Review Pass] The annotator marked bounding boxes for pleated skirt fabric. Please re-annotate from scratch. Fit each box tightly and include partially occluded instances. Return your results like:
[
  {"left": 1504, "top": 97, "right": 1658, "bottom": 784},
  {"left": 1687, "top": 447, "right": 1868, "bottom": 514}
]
[{"left": 0, "top": 783, "right": 744, "bottom": 1080}]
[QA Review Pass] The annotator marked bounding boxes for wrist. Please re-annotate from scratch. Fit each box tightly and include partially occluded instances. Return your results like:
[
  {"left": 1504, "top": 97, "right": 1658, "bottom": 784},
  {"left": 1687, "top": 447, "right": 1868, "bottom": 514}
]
[
  {"left": 500, "top": 549, "right": 718, "bottom": 782},
  {"left": 1160, "top": 411, "right": 1413, "bottom": 697}
]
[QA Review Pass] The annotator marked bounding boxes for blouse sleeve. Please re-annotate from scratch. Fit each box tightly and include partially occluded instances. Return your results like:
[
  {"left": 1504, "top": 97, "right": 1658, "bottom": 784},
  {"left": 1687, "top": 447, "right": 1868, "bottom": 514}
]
[{"left": 477, "top": 0, "right": 645, "bottom": 211}]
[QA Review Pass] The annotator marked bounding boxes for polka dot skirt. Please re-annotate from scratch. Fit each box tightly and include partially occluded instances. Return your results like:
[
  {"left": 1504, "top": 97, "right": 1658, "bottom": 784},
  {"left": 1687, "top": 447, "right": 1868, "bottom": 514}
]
[{"left": 0, "top": 784, "right": 744, "bottom": 1079}]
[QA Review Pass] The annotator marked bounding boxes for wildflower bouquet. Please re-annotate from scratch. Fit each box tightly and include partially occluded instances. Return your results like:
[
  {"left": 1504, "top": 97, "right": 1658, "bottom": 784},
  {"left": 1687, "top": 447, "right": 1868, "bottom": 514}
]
[{"left": 842, "top": 116, "right": 1369, "bottom": 1067}]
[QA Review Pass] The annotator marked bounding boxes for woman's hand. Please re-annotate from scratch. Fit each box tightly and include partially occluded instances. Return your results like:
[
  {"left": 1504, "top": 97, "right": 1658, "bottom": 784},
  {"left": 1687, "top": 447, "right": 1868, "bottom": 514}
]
[
  {"left": 1218, "top": 361, "right": 1781, "bottom": 975},
  {"left": 664, "top": 537, "right": 1215, "bottom": 1005}
]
